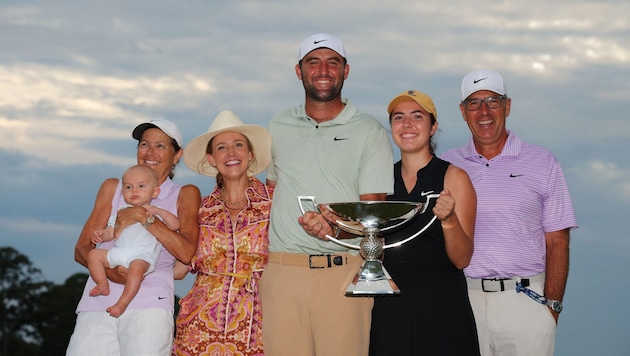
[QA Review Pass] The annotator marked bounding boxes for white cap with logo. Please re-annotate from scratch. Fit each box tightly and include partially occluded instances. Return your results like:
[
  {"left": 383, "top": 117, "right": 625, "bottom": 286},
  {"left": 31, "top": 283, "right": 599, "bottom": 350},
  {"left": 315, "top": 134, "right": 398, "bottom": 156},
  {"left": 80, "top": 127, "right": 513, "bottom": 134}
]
[
  {"left": 132, "top": 119, "right": 184, "bottom": 148},
  {"left": 298, "top": 33, "right": 346, "bottom": 61},
  {"left": 461, "top": 69, "right": 507, "bottom": 101}
]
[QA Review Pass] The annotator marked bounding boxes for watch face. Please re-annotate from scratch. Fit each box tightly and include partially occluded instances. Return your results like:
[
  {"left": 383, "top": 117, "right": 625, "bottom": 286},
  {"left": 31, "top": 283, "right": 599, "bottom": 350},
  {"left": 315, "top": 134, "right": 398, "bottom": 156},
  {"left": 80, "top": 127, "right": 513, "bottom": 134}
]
[
  {"left": 551, "top": 301, "right": 563, "bottom": 313},
  {"left": 144, "top": 215, "right": 155, "bottom": 227}
]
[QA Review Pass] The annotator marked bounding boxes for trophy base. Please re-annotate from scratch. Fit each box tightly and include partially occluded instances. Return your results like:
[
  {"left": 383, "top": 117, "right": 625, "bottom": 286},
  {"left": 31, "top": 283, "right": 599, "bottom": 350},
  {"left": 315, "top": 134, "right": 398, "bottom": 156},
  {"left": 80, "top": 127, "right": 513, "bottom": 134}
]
[{"left": 345, "top": 260, "right": 401, "bottom": 296}]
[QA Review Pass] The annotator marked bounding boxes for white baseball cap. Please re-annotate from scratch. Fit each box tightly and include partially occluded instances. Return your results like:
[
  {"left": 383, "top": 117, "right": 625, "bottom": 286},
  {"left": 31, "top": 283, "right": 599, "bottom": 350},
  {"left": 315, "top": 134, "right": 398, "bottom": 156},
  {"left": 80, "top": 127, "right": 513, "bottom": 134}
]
[
  {"left": 132, "top": 119, "right": 184, "bottom": 148},
  {"left": 298, "top": 33, "right": 346, "bottom": 61},
  {"left": 461, "top": 69, "right": 508, "bottom": 101}
]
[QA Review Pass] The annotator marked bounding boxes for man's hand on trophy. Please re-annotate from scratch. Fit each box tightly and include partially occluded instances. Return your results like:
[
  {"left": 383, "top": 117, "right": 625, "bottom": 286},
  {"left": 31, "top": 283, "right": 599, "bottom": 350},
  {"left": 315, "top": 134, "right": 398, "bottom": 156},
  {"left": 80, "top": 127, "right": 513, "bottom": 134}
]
[
  {"left": 432, "top": 189, "right": 456, "bottom": 224},
  {"left": 299, "top": 212, "right": 333, "bottom": 241}
]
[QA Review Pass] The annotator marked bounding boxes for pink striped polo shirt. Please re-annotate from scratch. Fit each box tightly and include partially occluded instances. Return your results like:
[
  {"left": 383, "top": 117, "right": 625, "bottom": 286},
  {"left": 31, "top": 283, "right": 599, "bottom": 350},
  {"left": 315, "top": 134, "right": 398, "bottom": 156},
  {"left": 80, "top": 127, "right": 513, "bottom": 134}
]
[{"left": 440, "top": 131, "right": 578, "bottom": 278}]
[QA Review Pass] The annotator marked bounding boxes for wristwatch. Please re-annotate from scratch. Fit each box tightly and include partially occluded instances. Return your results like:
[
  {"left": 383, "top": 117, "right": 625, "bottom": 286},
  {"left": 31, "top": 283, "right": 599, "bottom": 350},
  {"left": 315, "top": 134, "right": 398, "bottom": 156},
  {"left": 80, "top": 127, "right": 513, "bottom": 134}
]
[
  {"left": 546, "top": 299, "right": 563, "bottom": 313},
  {"left": 143, "top": 215, "right": 155, "bottom": 228}
]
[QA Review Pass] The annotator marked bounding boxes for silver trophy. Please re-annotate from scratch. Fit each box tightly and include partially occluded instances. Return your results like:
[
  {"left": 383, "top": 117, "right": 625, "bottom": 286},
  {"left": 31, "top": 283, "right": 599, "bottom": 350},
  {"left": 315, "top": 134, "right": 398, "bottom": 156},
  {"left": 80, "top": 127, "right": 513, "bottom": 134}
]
[{"left": 298, "top": 194, "right": 439, "bottom": 296}]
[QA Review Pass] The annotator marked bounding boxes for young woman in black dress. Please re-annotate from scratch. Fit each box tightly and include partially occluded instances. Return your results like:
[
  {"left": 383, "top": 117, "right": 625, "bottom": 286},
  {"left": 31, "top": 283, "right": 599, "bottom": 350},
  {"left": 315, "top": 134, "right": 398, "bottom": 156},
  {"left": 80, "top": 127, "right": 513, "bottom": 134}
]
[{"left": 369, "top": 90, "right": 480, "bottom": 355}]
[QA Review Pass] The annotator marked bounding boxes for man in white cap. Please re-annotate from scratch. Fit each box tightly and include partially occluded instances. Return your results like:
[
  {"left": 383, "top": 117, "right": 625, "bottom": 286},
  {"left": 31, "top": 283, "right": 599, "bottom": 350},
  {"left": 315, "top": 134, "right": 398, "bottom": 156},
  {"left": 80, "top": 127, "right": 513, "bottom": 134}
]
[
  {"left": 261, "top": 33, "right": 394, "bottom": 355},
  {"left": 441, "top": 69, "right": 578, "bottom": 355}
]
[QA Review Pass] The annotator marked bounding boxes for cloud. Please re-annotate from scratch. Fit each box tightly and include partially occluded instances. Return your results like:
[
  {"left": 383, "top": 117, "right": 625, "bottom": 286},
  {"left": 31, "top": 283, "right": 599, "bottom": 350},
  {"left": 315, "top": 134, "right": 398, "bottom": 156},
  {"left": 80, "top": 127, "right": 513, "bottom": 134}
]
[
  {"left": 0, "top": 2, "right": 629, "bottom": 354},
  {"left": 0, "top": 216, "right": 78, "bottom": 237},
  {"left": 0, "top": 5, "right": 63, "bottom": 29},
  {"left": 0, "top": 64, "right": 217, "bottom": 165},
  {"left": 577, "top": 160, "right": 630, "bottom": 200}
]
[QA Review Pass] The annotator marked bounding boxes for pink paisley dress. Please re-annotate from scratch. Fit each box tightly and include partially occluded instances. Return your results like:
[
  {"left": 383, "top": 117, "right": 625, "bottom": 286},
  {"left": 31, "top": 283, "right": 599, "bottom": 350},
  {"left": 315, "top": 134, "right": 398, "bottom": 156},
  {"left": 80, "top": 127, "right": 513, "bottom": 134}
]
[{"left": 173, "top": 177, "right": 272, "bottom": 356}]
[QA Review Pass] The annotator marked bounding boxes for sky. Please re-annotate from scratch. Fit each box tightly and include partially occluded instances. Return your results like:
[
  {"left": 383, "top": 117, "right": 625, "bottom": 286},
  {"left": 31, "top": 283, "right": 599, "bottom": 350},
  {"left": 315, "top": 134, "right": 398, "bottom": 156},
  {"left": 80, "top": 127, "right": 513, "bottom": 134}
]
[{"left": 0, "top": 0, "right": 628, "bottom": 354}]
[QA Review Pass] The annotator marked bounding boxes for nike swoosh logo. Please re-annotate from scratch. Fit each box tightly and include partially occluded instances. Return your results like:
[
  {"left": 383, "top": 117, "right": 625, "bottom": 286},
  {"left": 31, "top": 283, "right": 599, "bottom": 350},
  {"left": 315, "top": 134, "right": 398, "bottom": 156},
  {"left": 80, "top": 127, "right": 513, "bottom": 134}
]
[
  {"left": 158, "top": 296, "right": 167, "bottom": 300},
  {"left": 333, "top": 137, "right": 348, "bottom": 141},
  {"left": 473, "top": 77, "right": 487, "bottom": 84},
  {"left": 509, "top": 174, "right": 524, "bottom": 177},
  {"left": 314, "top": 39, "right": 328, "bottom": 44},
  {"left": 421, "top": 191, "right": 435, "bottom": 196}
]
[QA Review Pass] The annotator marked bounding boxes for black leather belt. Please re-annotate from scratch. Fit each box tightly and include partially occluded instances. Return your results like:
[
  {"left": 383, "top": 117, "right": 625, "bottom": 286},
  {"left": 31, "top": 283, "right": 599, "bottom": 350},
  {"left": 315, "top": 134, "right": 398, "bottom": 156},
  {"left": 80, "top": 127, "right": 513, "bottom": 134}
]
[{"left": 467, "top": 273, "right": 545, "bottom": 292}]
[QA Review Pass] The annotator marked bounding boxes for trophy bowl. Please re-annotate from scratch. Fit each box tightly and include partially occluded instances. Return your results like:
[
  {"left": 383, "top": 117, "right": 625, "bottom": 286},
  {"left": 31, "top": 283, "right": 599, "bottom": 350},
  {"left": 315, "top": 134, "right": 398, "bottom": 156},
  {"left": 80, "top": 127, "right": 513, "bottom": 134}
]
[{"left": 298, "top": 195, "right": 439, "bottom": 296}]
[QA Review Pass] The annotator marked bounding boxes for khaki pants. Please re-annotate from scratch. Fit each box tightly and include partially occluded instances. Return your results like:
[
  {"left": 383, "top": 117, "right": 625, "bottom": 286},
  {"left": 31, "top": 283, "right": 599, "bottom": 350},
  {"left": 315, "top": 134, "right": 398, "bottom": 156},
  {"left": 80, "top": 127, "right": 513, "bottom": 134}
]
[{"left": 260, "top": 252, "right": 373, "bottom": 356}]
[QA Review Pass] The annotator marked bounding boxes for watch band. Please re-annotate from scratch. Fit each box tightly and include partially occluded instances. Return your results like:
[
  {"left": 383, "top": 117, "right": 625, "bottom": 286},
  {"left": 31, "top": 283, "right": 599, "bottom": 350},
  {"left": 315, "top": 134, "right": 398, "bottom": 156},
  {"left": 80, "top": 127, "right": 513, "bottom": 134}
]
[{"left": 546, "top": 299, "right": 563, "bottom": 313}]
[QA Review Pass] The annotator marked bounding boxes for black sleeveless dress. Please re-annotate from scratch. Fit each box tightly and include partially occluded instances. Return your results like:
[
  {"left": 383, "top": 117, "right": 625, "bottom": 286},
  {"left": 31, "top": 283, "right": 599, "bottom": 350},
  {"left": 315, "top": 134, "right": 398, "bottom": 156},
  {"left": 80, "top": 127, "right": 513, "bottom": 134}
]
[{"left": 369, "top": 156, "right": 480, "bottom": 356}]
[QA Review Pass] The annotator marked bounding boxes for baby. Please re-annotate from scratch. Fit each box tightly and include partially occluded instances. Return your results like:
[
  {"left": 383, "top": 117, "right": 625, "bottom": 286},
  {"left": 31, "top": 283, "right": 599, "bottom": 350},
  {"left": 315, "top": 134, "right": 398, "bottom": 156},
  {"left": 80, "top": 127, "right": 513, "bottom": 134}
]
[{"left": 87, "top": 164, "right": 179, "bottom": 317}]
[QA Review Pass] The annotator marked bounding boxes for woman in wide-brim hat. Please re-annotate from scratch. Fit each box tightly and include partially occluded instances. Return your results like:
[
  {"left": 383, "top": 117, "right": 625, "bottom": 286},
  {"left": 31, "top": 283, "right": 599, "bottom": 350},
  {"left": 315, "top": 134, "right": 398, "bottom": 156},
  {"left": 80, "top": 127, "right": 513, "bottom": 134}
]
[{"left": 173, "top": 110, "right": 273, "bottom": 356}]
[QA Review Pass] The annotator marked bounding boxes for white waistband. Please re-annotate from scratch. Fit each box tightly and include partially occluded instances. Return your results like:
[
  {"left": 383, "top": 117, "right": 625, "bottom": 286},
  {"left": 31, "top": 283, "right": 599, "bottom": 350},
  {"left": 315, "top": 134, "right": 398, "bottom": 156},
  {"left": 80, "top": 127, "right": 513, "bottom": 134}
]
[{"left": 467, "top": 273, "right": 545, "bottom": 292}]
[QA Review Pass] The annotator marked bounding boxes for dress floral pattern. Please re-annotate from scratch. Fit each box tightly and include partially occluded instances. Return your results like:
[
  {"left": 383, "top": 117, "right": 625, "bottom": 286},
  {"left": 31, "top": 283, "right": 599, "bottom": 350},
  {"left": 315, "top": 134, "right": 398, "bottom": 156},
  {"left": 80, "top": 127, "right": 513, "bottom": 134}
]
[{"left": 173, "top": 177, "right": 272, "bottom": 356}]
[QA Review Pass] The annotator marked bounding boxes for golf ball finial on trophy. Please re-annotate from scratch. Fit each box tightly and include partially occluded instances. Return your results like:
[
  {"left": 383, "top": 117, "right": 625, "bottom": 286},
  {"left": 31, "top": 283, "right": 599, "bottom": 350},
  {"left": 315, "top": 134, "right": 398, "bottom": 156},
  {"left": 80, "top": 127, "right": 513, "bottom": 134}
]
[{"left": 298, "top": 194, "right": 439, "bottom": 296}]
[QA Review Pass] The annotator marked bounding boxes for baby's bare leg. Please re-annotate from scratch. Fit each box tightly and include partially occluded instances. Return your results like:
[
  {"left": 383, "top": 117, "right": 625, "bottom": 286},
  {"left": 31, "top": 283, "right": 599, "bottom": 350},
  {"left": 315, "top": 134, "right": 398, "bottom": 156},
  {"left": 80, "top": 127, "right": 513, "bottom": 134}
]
[
  {"left": 106, "top": 259, "right": 150, "bottom": 317},
  {"left": 87, "top": 249, "right": 111, "bottom": 297}
]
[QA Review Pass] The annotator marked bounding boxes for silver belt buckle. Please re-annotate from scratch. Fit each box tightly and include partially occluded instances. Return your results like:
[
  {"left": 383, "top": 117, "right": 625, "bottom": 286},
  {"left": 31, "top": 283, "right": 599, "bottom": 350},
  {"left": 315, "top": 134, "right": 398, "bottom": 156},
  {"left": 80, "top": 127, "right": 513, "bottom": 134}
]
[{"left": 481, "top": 278, "right": 506, "bottom": 292}]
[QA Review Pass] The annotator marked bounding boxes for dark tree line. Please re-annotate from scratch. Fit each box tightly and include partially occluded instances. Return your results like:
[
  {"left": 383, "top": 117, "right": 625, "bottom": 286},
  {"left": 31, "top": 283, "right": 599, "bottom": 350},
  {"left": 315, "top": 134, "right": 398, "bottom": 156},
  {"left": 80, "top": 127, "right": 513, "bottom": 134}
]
[
  {"left": 1, "top": 246, "right": 182, "bottom": 356},
  {"left": 1, "top": 246, "right": 87, "bottom": 356}
]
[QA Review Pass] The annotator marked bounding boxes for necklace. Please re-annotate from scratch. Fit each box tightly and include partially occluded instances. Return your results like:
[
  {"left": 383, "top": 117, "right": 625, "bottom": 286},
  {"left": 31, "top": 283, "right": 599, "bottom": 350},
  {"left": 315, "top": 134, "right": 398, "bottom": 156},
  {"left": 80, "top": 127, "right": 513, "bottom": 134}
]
[{"left": 220, "top": 189, "right": 247, "bottom": 209}]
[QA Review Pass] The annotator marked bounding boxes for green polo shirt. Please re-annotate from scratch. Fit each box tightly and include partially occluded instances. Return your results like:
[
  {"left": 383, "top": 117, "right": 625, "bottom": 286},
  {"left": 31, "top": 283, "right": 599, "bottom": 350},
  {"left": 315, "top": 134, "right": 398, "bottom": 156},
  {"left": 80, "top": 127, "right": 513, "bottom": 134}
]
[{"left": 267, "top": 98, "right": 394, "bottom": 254}]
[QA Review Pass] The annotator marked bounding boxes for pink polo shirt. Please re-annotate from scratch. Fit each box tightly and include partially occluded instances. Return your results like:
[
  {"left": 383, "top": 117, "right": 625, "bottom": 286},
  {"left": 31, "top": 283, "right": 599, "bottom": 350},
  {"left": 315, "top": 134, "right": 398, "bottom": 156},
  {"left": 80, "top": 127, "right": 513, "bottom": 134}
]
[
  {"left": 75, "top": 178, "right": 181, "bottom": 314},
  {"left": 440, "top": 131, "right": 577, "bottom": 278}
]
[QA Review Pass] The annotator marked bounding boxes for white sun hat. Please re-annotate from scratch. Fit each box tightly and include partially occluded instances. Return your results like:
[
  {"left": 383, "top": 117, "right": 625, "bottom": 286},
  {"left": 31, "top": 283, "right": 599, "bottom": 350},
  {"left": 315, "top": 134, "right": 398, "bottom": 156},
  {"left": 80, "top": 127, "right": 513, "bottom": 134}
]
[{"left": 183, "top": 110, "right": 272, "bottom": 177}]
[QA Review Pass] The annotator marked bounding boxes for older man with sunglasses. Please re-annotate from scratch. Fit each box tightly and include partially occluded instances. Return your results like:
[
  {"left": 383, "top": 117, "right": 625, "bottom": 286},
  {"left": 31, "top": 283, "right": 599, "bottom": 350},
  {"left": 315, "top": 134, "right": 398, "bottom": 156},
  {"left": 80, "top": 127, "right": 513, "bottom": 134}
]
[{"left": 441, "top": 69, "right": 578, "bottom": 356}]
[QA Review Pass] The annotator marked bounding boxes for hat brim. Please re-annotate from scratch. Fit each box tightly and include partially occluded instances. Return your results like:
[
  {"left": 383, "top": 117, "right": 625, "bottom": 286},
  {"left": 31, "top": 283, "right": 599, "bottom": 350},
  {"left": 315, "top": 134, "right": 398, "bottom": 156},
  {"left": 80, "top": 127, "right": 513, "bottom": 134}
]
[
  {"left": 387, "top": 91, "right": 437, "bottom": 120},
  {"left": 132, "top": 120, "right": 183, "bottom": 148},
  {"left": 183, "top": 125, "right": 272, "bottom": 178}
]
